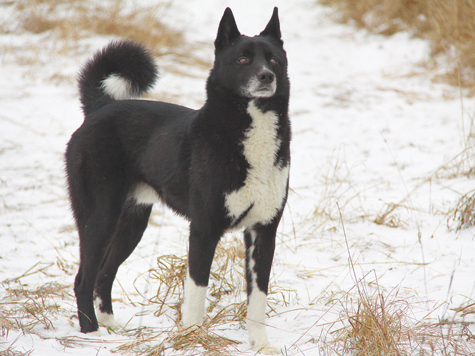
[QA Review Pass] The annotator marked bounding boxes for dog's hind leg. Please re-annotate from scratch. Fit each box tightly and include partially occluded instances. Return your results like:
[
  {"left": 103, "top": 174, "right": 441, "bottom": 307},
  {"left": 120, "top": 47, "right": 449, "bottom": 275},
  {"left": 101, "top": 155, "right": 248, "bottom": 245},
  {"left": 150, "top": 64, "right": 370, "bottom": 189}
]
[
  {"left": 93, "top": 201, "right": 152, "bottom": 330},
  {"left": 244, "top": 221, "right": 280, "bottom": 354},
  {"left": 74, "top": 198, "right": 124, "bottom": 334}
]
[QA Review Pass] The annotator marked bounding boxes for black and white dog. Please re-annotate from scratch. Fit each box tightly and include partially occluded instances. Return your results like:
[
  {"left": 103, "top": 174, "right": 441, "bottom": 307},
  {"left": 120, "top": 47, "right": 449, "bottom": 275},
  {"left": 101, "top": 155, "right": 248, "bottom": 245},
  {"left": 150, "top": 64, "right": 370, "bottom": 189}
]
[{"left": 66, "top": 7, "right": 290, "bottom": 353}]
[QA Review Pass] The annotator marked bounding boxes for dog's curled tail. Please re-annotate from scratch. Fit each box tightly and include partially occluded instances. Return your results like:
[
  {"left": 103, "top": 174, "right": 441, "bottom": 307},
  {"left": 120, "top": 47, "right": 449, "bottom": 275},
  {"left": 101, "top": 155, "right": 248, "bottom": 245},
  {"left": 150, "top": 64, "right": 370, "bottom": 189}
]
[{"left": 78, "top": 40, "right": 158, "bottom": 116}]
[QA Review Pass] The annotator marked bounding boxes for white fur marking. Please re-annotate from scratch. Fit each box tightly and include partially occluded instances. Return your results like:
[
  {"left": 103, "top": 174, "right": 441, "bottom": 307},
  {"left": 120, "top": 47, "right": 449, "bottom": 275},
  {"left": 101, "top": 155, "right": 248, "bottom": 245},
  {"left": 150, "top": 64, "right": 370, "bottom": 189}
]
[
  {"left": 131, "top": 182, "right": 161, "bottom": 205},
  {"left": 94, "top": 297, "right": 122, "bottom": 330},
  {"left": 101, "top": 74, "right": 134, "bottom": 100},
  {"left": 242, "top": 66, "right": 277, "bottom": 98},
  {"left": 247, "top": 289, "right": 278, "bottom": 353},
  {"left": 97, "top": 311, "right": 122, "bottom": 330},
  {"left": 242, "top": 77, "right": 277, "bottom": 98},
  {"left": 182, "top": 270, "right": 207, "bottom": 327},
  {"left": 225, "top": 100, "right": 289, "bottom": 227},
  {"left": 85, "top": 330, "right": 103, "bottom": 337},
  {"left": 247, "top": 230, "right": 259, "bottom": 298},
  {"left": 246, "top": 231, "right": 279, "bottom": 354}
]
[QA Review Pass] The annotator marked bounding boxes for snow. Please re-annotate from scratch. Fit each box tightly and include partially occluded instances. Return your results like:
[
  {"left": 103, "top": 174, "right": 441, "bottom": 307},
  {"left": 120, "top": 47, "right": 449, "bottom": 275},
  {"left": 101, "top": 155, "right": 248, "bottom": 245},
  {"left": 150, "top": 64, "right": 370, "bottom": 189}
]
[{"left": 1, "top": 0, "right": 474, "bottom": 355}]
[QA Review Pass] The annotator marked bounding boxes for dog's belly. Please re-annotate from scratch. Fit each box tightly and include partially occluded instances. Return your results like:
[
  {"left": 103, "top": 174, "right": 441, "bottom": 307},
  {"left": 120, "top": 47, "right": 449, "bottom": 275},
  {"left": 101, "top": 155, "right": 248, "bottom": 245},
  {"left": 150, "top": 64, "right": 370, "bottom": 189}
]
[
  {"left": 225, "top": 100, "right": 289, "bottom": 228},
  {"left": 130, "top": 182, "right": 161, "bottom": 204}
]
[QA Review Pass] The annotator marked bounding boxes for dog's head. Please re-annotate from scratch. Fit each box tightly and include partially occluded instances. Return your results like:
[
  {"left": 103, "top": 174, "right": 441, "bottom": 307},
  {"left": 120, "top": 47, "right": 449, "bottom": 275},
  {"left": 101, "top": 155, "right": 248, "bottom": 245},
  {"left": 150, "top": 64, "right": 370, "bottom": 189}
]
[{"left": 210, "top": 7, "right": 289, "bottom": 99}]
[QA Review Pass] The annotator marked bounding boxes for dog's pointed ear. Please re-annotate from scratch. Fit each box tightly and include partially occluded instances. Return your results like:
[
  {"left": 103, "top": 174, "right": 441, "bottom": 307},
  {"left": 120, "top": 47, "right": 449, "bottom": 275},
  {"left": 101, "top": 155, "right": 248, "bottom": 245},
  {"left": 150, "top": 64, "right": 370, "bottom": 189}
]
[
  {"left": 215, "top": 7, "right": 241, "bottom": 50},
  {"left": 259, "top": 7, "right": 282, "bottom": 43}
]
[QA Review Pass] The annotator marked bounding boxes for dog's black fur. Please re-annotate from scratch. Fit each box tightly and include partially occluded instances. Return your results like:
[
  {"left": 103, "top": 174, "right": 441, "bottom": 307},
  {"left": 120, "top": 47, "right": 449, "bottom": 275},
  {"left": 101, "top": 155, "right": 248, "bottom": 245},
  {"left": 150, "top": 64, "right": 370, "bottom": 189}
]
[{"left": 66, "top": 7, "right": 290, "bottom": 348}]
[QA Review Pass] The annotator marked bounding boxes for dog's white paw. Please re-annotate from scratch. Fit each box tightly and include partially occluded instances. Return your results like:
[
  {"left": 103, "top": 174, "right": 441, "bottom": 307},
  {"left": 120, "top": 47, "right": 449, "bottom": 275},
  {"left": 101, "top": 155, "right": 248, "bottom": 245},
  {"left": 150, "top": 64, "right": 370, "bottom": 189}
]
[
  {"left": 252, "top": 343, "right": 280, "bottom": 355},
  {"left": 85, "top": 330, "right": 103, "bottom": 337},
  {"left": 97, "top": 311, "right": 123, "bottom": 331}
]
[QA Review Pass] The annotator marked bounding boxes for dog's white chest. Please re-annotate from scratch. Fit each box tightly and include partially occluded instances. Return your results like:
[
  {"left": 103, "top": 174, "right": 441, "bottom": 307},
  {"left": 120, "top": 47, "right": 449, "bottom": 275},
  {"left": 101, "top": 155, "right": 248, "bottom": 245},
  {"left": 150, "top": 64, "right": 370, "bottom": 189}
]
[{"left": 225, "top": 100, "right": 289, "bottom": 227}]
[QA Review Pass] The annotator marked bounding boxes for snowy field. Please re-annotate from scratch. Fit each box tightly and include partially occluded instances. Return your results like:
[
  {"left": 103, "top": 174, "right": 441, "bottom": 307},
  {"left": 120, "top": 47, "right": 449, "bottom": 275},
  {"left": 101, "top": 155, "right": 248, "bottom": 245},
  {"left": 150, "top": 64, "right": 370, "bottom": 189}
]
[{"left": 1, "top": 0, "right": 474, "bottom": 354}]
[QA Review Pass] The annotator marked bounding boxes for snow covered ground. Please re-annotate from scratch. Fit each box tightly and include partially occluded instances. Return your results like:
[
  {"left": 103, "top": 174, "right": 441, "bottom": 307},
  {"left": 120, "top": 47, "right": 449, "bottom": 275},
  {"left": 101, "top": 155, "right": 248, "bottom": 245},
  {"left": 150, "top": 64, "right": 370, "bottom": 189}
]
[{"left": 1, "top": 0, "right": 474, "bottom": 355}]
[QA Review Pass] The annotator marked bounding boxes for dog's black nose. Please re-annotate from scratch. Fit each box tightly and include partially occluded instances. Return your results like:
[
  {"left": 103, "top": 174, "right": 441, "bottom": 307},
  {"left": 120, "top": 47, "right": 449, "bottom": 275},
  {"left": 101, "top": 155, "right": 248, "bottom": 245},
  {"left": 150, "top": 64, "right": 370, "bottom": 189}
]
[{"left": 257, "top": 70, "right": 275, "bottom": 84}]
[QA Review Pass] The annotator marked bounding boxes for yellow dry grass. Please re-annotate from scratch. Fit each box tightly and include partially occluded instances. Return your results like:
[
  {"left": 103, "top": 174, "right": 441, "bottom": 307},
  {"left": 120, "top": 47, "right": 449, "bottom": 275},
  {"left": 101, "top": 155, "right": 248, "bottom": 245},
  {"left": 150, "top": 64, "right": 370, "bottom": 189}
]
[
  {"left": 2, "top": 0, "right": 181, "bottom": 54},
  {"left": 320, "top": 0, "right": 475, "bottom": 94},
  {"left": 449, "top": 189, "right": 475, "bottom": 230},
  {"left": 318, "top": 216, "right": 475, "bottom": 355},
  {"left": 0, "top": 0, "right": 210, "bottom": 77}
]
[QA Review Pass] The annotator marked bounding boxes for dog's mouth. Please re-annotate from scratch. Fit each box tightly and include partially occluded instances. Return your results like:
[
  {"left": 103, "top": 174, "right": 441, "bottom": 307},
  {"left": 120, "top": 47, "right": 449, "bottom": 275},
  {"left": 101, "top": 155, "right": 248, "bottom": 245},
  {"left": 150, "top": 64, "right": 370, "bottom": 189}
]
[
  {"left": 257, "top": 86, "right": 273, "bottom": 92},
  {"left": 242, "top": 83, "right": 276, "bottom": 98},
  {"left": 240, "top": 76, "right": 277, "bottom": 98},
  {"left": 254, "top": 85, "right": 276, "bottom": 97}
]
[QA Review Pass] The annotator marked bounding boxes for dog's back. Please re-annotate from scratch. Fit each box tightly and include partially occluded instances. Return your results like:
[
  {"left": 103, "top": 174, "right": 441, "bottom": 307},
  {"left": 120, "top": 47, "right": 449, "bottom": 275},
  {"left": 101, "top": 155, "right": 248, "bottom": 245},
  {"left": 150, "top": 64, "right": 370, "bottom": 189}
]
[{"left": 67, "top": 7, "right": 290, "bottom": 354}]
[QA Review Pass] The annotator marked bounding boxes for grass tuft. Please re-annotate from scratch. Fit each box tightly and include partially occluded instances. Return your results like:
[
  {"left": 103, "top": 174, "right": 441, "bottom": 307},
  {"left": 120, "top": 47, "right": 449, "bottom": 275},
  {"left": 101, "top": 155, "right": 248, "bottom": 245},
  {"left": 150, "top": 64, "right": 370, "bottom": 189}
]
[
  {"left": 448, "top": 190, "right": 475, "bottom": 231},
  {"left": 331, "top": 288, "right": 409, "bottom": 355},
  {"left": 147, "top": 254, "right": 187, "bottom": 322},
  {"left": 326, "top": 285, "right": 475, "bottom": 355}
]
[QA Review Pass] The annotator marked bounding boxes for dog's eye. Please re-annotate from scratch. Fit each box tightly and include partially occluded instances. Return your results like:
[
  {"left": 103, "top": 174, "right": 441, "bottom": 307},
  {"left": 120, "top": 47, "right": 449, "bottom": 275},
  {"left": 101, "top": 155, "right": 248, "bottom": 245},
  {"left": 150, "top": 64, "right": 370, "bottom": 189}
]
[
  {"left": 237, "top": 57, "right": 250, "bottom": 65},
  {"left": 269, "top": 57, "right": 279, "bottom": 65}
]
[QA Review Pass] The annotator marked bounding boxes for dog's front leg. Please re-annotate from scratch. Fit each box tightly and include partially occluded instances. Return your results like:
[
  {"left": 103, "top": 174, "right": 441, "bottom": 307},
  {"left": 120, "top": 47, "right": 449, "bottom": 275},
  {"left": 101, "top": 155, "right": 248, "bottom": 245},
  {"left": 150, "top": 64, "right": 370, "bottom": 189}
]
[
  {"left": 244, "top": 223, "right": 280, "bottom": 354},
  {"left": 182, "top": 270, "right": 207, "bottom": 327},
  {"left": 182, "top": 222, "right": 221, "bottom": 328}
]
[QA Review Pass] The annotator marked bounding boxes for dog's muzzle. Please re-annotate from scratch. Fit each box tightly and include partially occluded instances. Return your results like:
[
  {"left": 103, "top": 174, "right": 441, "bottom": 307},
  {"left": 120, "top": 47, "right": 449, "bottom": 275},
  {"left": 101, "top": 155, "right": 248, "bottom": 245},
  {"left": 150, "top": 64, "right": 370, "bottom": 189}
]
[{"left": 242, "top": 70, "right": 277, "bottom": 98}]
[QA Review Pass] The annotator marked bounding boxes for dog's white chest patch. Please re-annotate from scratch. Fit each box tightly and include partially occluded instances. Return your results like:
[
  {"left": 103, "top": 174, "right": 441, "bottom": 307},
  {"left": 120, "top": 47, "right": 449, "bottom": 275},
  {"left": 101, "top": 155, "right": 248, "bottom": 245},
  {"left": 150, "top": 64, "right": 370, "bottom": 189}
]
[{"left": 225, "top": 100, "right": 289, "bottom": 227}]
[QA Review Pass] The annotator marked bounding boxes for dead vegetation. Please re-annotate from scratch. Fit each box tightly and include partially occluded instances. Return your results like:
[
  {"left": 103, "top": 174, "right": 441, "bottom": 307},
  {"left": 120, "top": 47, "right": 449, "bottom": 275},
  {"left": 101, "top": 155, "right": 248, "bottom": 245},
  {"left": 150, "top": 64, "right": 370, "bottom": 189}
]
[
  {"left": 3, "top": 0, "right": 182, "bottom": 56},
  {"left": 115, "top": 235, "right": 297, "bottom": 355},
  {"left": 323, "top": 283, "right": 475, "bottom": 355},
  {"left": 449, "top": 190, "right": 475, "bottom": 231},
  {"left": 1, "top": 279, "right": 73, "bottom": 333},
  {"left": 317, "top": 219, "right": 475, "bottom": 355},
  {"left": 320, "top": 0, "right": 475, "bottom": 94},
  {"left": 0, "top": 0, "right": 210, "bottom": 79}
]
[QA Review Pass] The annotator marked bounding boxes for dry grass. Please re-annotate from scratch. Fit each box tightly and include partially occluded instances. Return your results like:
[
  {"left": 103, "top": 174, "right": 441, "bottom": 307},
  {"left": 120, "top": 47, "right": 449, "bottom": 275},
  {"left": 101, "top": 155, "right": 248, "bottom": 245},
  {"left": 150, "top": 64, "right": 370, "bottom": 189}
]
[
  {"left": 142, "top": 236, "right": 247, "bottom": 325},
  {"left": 1, "top": 234, "right": 289, "bottom": 355},
  {"left": 318, "top": 219, "right": 475, "bottom": 355},
  {"left": 374, "top": 137, "right": 475, "bottom": 228},
  {"left": 146, "top": 254, "right": 187, "bottom": 321},
  {"left": 452, "top": 300, "right": 475, "bottom": 318},
  {"left": 329, "top": 287, "right": 410, "bottom": 355},
  {"left": 0, "top": 0, "right": 210, "bottom": 78},
  {"left": 1, "top": 280, "right": 72, "bottom": 333},
  {"left": 320, "top": 0, "right": 475, "bottom": 94},
  {"left": 150, "top": 325, "right": 241, "bottom": 356},
  {"left": 1, "top": 0, "right": 181, "bottom": 55},
  {"left": 325, "top": 286, "right": 475, "bottom": 355},
  {"left": 123, "top": 235, "right": 296, "bottom": 354},
  {"left": 303, "top": 150, "right": 377, "bottom": 235},
  {"left": 448, "top": 189, "right": 475, "bottom": 231},
  {"left": 306, "top": 210, "right": 475, "bottom": 355}
]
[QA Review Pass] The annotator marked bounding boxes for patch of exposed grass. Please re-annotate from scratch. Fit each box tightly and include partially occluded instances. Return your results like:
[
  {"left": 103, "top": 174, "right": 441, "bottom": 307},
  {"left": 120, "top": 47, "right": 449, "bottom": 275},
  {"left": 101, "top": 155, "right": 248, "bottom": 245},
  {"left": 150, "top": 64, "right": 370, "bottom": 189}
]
[
  {"left": 448, "top": 189, "right": 475, "bottom": 231},
  {"left": 330, "top": 289, "right": 411, "bottom": 355},
  {"left": 1, "top": 0, "right": 180, "bottom": 55},
  {"left": 324, "top": 287, "right": 475, "bottom": 355},
  {"left": 0, "top": 280, "right": 72, "bottom": 333},
  {"left": 320, "top": 0, "right": 475, "bottom": 94},
  {"left": 0, "top": 0, "right": 210, "bottom": 79}
]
